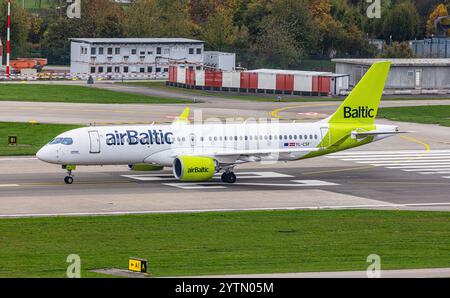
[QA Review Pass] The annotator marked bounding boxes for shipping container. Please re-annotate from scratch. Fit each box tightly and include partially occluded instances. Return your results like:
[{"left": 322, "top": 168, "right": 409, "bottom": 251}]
[
  {"left": 222, "top": 71, "right": 241, "bottom": 88},
  {"left": 195, "top": 69, "right": 205, "bottom": 86},
  {"left": 176, "top": 66, "right": 186, "bottom": 84},
  {"left": 257, "top": 73, "right": 277, "bottom": 90},
  {"left": 276, "top": 74, "right": 294, "bottom": 92},
  {"left": 293, "top": 73, "right": 313, "bottom": 92},
  {"left": 205, "top": 70, "right": 223, "bottom": 88},
  {"left": 312, "top": 76, "right": 331, "bottom": 94},
  {"left": 240, "top": 72, "right": 258, "bottom": 89},
  {"left": 169, "top": 66, "right": 177, "bottom": 82},
  {"left": 185, "top": 68, "right": 196, "bottom": 86}
]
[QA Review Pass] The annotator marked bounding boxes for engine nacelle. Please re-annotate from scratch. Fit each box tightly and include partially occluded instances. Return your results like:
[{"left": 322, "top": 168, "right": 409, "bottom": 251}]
[
  {"left": 173, "top": 156, "right": 218, "bottom": 182},
  {"left": 128, "top": 164, "right": 164, "bottom": 171}
]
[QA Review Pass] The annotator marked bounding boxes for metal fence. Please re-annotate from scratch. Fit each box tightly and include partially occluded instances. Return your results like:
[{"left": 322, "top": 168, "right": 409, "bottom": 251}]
[
  {"left": 0, "top": 72, "right": 169, "bottom": 81},
  {"left": 410, "top": 38, "right": 450, "bottom": 58}
]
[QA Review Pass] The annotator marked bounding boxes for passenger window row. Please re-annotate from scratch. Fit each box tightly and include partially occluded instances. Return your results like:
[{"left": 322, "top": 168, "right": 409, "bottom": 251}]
[{"left": 174, "top": 134, "right": 318, "bottom": 143}]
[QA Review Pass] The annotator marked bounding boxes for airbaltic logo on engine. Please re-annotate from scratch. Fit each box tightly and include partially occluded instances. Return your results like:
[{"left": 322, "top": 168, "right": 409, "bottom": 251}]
[
  {"left": 344, "top": 106, "right": 375, "bottom": 119},
  {"left": 187, "top": 167, "right": 209, "bottom": 174},
  {"left": 106, "top": 130, "right": 174, "bottom": 146}
]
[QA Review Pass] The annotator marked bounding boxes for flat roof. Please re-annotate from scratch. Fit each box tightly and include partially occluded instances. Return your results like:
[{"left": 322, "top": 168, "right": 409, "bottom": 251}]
[
  {"left": 332, "top": 58, "right": 450, "bottom": 67},
  {"left": 70, "top": 38, "right": 205, "bottom": 45},
  {"left": 249, "top": 69, "right": 332, "bottom": 75}
]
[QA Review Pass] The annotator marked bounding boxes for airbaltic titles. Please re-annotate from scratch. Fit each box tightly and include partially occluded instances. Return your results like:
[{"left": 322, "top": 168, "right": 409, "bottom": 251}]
[{"left": 106, "top": 130, "right": 174, "bottom": 146}]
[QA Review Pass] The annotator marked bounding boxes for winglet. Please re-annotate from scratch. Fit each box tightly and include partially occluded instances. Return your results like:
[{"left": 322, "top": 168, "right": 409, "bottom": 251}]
[{"left": 174, "top": 107, "right": 190, "bottom": 124}]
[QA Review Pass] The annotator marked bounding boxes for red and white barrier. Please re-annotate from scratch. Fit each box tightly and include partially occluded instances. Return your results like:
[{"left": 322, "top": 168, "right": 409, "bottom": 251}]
[
  {"left": 0, "top": 72, "right": 169, "bottom": 81},
  {"left": 167, "top": 66, "right": 349, "bottom": 95}
]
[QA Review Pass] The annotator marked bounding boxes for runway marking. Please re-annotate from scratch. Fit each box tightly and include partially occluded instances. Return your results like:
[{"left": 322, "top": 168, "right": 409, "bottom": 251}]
[
  {"left": 402, "top": 168, "right": 450, "bottom": 172},
  {"left": 122, "top": 172, "right": 294, "bottom": 182},
  {"left": 2, "top": 202, "right": 450, "bottom": 218},
  {"left": 0, "top": 184, "right": 20, "bottom": 187},
  {"left": 328, "top": 150, "right": 450, "bottom": 179},
  {"left": 270, "top": 103, "right": 337, "bottom": 119},
  {"left": 419, "top": 172, "right": 450, "bottom": 175},
  {"left": 163, "top": 180, "right": 339, "bottom": 190},
  {"left": 0, "top": 157, "right": 37, "bottom": 161}
]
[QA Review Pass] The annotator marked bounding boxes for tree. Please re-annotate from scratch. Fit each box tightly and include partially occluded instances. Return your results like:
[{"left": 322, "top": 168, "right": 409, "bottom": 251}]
[
  {"left": 253, "top": 0, "right": 316, "bottom": 68},
  {"left": 201, "top": 7, "right": 248, "bottom": 51},
  {"left": 41, "top": 17, "right": 79, "bottom": 65},
  {"left": 124, "top": 0, "right": 195, "bottom": 38},
  {"left": 382, "top": 1, "right": 421, "bottom": 41},
  {"left": 0, "top": 2, "right": 31, "bottom": 58},
  {"left": 426, "top": 3, "right": 449, "bottom": 36},
  {"left": 378, "top": 41, "right": 414, "bottom": 58}
]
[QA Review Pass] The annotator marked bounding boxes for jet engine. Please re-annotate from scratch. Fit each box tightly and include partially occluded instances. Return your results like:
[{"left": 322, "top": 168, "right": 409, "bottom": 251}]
[{"left": 173, "top": 156, "right": 219, "bottom": 182}]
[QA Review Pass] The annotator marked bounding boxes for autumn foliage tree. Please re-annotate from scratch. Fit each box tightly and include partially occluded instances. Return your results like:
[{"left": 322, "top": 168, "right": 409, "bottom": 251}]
[{"left": 426, "top": 3, "right": 449, "bottom": 36}]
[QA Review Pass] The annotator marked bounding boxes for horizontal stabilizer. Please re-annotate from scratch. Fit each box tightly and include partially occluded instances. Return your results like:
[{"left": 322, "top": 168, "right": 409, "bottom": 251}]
[{"left": 351, "top": 130, "right": 413, "bottom": 138}]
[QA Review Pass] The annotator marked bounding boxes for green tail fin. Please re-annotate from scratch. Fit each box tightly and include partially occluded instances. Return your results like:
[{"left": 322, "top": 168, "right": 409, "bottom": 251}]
[{"left": 329, "top": 61, "right": 391, "bottom": 124}]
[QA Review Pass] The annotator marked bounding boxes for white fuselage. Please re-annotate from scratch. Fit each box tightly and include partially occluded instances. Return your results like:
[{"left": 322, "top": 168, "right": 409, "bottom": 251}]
[{"left": 36, "top": 121, "right": 396, "bottom": 167}]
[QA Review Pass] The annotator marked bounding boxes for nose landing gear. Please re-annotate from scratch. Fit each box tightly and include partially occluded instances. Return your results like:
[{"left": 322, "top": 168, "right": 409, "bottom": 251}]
[
  {"left": 221, "top": 171, "right": 237, "bottom": 184},
  {"left": 62, "top": 165, "right": 76, "bottom": 184}
]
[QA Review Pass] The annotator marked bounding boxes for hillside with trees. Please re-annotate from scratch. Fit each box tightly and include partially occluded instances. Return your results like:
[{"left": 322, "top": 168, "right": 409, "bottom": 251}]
[{"left": 1, "top": 0, "right": 450, "bottom": 68}]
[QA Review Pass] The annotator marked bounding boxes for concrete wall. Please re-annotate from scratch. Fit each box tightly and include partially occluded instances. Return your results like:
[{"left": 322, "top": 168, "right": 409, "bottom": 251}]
[{"left": 336, "top": 62, "right": 450, "bottom": 89}]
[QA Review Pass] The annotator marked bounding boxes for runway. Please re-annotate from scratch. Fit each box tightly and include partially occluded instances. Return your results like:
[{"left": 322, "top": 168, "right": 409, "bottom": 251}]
[
  {"left": 1, "top": 141, "right": 450, "bottom": 217},
  {"left": 1, "top": 86, "right": 450, "bottom": 217}
]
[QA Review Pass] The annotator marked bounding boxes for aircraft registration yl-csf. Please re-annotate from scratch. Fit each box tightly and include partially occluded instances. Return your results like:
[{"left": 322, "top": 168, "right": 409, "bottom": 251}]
[{"left": 37, "top": 61, "right": 409, "bottom": 184}]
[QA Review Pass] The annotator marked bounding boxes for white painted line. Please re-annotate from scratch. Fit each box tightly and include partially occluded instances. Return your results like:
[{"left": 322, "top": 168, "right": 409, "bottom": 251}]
[
  {"left": 163, "top": 183, "right": 227, "bottom": 190},
  {"left": 355, "top": 160, "right": 450, "bottom": 165},
  {"left": 329, "top": 150, "right": 450, "bottom": 156},
  {"left": 122, "top": 172, "right": 294, "bottom": 182},
  {"left": 388, "top": 164, "right": 450, "bottom": 169},
  {"left": 329, "top": 153, "right": 450, "bottom": 159},
  {"left": 0, "top": 157, "right": 37, "bottom": 161},
  {"left": 0, "top": 184, "right": 20, "bottom": 187},
  {"left": 340, "top": 154, "right": 450, "bottom": 161},
  {"left": 232, "top": 172, "right": 294, "bottom": 179},
  {"left": 370, "top": 162, "right": 450, "bottom": 167},
  {"left": 444, "top": 177, "right": 450, "bottom": 179},
  {"left": 402, "top": 168, "right": 450, "bottom": 172},
  {"left": 2, "top": 203, "right": 450, "bottom": 218},
  {"left": 290, "top": 180, "right": 340, "bottom": 186},
  {"left": 164, "top": 180, "right": 339, "bottom": 189},
  {"left": 418, "top": 172, "right": 450, "bottom": 175}
]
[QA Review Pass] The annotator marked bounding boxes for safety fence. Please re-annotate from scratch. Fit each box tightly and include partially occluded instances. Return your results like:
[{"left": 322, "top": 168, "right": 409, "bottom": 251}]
[{"left": 0, "top": 72, "right": 169, "bottom": 81}]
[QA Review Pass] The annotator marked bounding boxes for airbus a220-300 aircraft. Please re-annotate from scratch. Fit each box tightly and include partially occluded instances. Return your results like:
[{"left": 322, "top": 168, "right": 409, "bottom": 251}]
[{"left": 37, "top": 61, "right": 407, "bottom": 184}]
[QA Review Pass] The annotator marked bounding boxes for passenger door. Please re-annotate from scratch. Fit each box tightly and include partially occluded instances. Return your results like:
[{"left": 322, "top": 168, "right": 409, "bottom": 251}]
[{"left": 88, "top": 130, "right": 101, "bottom": 154}]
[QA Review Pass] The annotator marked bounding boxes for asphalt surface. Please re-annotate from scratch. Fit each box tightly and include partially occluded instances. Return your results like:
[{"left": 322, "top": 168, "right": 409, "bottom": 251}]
[
  {"left": 0, "top": 84, "right": 450, "bottom": 216},
  {"left": 1, "top": 138, "right": 450, "bottom": 217},
  {"left": 2, "top": 99, "right": 450, "bottom": 125}
]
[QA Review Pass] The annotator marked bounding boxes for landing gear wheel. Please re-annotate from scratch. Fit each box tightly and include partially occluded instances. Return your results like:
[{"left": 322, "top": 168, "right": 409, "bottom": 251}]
[
  {"left": 227, "top": 172, "right": 237, "bottom": 184},
  {"left": 221, "top": 172, "right": 237, "bottom": 184},
  {"left": 64, "top": 176, "right": 74, "bottom": 184}
]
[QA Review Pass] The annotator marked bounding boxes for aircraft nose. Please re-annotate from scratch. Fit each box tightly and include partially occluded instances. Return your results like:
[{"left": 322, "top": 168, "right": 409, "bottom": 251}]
[{"left": 36, "top": 146, "right": 57, "bottom": 163}]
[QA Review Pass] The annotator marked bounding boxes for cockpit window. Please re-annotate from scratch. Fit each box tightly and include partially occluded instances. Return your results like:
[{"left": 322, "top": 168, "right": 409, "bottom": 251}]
[
  {"left": 49, "top": 137, "right": 64, "bottom": 145},
  {"left": 62, "top": 138, "right": 73, "bottom": 145}
]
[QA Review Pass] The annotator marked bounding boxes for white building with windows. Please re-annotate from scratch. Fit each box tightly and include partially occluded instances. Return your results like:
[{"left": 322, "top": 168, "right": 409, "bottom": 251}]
[{"left": 70, "top": 38, "right": 205, "bottom": 77}]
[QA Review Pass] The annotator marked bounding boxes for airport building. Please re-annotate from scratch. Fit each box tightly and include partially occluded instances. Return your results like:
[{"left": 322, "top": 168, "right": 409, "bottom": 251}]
[
  {"left": 333, "top": 58, "right": 450, "bottom": 91},
  {"left": 69, "top": 38, "right": 206, "bottom": 76}
]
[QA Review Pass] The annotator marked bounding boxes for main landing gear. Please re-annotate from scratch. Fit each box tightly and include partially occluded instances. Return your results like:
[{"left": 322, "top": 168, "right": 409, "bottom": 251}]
[
  {"left": 221, "top": 171, "right": 237, "bottom": 184},
  {"left": 62, "top": 165, "right": 76, "bottom": 184}
]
